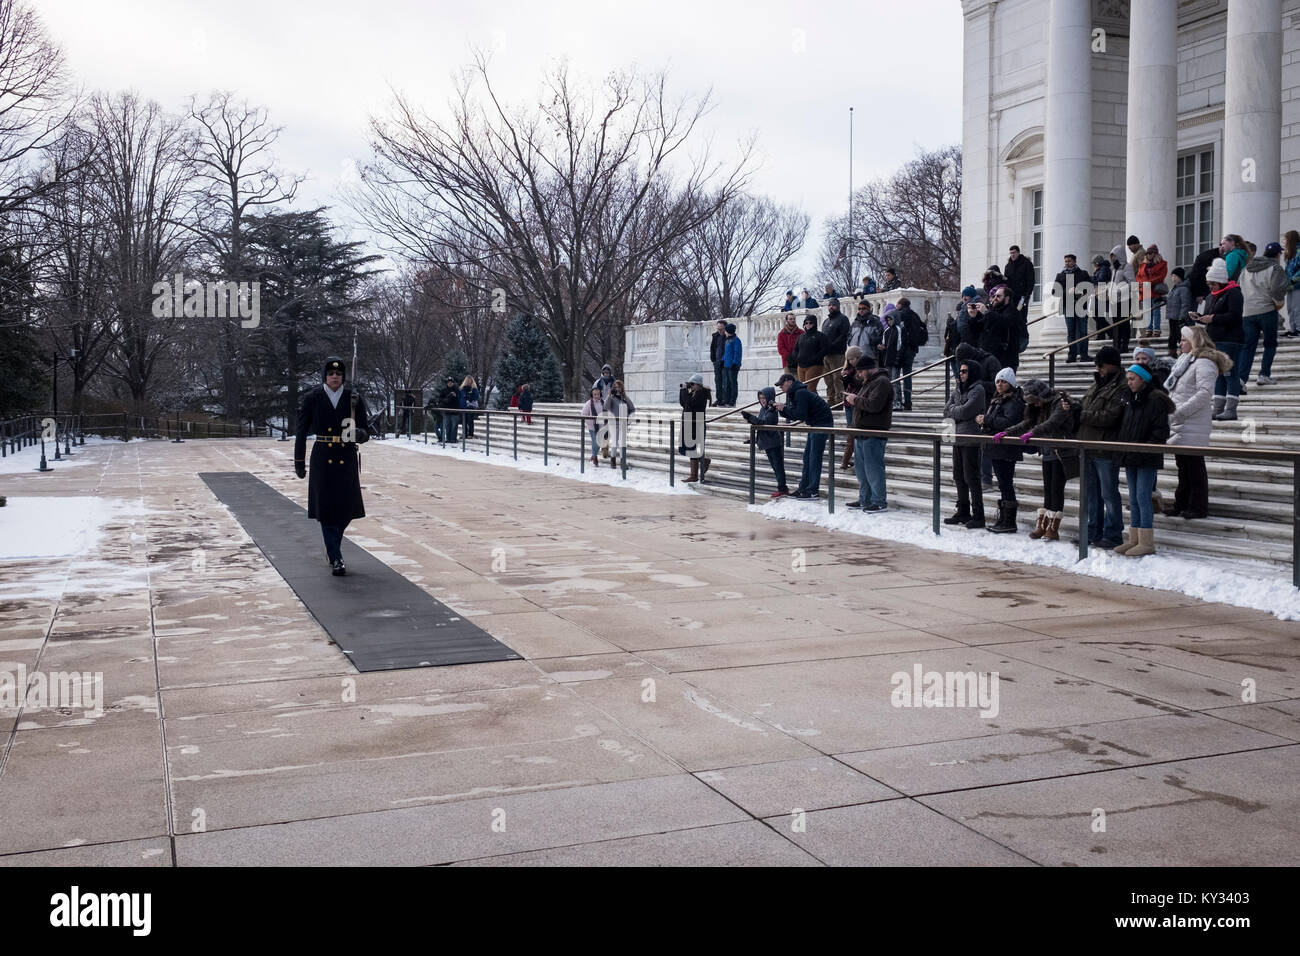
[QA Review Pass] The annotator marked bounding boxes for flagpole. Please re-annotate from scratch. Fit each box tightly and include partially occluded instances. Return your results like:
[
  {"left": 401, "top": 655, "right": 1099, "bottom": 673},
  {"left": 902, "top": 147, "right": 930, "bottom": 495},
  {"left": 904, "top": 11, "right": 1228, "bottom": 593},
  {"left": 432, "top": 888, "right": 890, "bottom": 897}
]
[{"left": 849, "top": 106, "right": 854, "bottom": 288}]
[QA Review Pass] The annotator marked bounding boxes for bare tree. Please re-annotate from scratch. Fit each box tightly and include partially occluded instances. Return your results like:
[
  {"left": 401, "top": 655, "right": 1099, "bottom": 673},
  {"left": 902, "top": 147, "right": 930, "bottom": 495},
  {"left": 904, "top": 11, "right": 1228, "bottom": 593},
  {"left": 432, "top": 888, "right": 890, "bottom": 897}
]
[
  {"left": 821, "top": 144, "right": 961, "bottom": 291},
  {"left": 90, "top": 92, "right": 201, "bottom": 412},
  {"left": 659, "top": 191, "right": 808, "bottom": 321},
  {"left": 350, "top": 56, "right": 752, "bottom": 398},
  {"left": 187, "top": 91, "right": 302, "bottom": 421},
  {"left": 0, "top": 0, "right": 79, "bottom": 219}
]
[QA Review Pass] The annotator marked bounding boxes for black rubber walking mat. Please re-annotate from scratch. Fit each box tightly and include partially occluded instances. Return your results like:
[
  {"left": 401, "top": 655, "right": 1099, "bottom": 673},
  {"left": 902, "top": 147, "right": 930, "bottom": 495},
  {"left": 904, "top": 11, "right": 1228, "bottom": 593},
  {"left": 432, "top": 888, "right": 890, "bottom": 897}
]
[{"left": 199, "top": 472, "right": 521, "bottom": 671}]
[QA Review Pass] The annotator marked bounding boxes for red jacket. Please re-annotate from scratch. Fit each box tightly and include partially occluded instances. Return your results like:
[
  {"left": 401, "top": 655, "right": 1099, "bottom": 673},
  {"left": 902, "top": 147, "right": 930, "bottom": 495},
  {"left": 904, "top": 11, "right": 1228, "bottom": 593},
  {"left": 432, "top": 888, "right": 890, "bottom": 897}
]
[
  {"left": 1136, "top": 259, "right": 1168, "bottom": 301},
  {"left": 777, "top": 326, "right": 803, "bottom": 366}
]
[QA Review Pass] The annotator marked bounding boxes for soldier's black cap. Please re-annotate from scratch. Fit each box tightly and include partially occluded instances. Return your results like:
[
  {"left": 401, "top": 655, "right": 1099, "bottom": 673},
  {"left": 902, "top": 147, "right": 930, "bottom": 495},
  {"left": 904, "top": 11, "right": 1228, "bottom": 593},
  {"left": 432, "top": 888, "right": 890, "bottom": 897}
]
[{"left": 322, "top": 357, "right": 346, "bottom": 381}]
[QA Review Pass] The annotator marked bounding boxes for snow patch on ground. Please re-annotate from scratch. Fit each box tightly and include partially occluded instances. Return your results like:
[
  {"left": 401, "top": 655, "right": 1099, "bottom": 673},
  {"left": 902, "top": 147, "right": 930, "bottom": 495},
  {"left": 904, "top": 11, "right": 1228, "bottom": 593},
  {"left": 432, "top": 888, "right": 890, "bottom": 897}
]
[
  {"left": 386, "top": 436, "right": 698, "bottom": 496},
  {"left": 0, "top": 496, "right": 122, "bottom": 559},
  {"left": 748, "top": 498, "right": 1300, "bottom": 621},
  {"left": 0, "top": 437, "right": 114, "bottom": 475}
]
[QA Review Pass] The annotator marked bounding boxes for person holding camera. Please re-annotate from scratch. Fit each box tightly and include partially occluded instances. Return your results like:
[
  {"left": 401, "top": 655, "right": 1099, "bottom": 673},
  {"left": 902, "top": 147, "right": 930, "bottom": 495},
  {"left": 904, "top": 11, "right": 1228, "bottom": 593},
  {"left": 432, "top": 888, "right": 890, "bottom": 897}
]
[
  {"left": 678, "top": 373, "right": 712, "bottom": 482},
  {"left": 741, "top": 386, "right": 789, "bottom": 498}
]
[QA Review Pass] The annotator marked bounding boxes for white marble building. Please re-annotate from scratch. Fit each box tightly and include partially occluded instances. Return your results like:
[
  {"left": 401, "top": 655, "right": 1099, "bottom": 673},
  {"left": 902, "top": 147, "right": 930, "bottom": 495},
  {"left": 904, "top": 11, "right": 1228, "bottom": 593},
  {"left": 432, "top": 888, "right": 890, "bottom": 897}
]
[{"left": 962, "top": 0, "right": 1300, "bottom": 343}]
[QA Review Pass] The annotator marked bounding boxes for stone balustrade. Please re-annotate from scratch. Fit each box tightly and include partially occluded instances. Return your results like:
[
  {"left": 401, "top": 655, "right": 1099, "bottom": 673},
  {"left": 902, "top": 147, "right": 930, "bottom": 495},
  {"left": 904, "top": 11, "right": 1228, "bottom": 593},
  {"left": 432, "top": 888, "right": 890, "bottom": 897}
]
[{"left": 623, "top": 288, "right": 965, "bottom": 406}]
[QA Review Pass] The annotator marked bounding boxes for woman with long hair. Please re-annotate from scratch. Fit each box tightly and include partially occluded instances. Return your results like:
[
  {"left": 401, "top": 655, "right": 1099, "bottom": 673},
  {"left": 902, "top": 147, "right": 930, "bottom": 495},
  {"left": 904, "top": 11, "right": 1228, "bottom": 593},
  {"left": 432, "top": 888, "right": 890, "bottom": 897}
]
[
  {"left": 1163, "top": 325, "right": 1232, "bottom": 519},
  {"left": 459, "top": 376, "right": 480, "bottom": 437}
]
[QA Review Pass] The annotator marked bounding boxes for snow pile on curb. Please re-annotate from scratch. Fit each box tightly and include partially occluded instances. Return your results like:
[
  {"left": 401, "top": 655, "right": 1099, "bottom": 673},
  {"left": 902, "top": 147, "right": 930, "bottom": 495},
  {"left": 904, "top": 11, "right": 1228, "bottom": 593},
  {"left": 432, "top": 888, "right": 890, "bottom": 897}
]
[
  {"left": 749, "top": 498, "right": 1300, "bottom": 621},
  {"left": 385, "top": 435, "right": 1300, "bottom": 620},
  {"left": 387, "top": 436, "right": 698, "bottom": 496}
]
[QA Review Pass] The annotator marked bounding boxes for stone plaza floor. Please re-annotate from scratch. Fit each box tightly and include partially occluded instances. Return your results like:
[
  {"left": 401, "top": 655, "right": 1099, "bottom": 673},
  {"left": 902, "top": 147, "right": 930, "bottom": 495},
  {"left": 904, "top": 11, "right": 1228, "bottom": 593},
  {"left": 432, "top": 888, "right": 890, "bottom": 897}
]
[{"left": 1, "top": 437, "right": 1298, "bottom": 866}]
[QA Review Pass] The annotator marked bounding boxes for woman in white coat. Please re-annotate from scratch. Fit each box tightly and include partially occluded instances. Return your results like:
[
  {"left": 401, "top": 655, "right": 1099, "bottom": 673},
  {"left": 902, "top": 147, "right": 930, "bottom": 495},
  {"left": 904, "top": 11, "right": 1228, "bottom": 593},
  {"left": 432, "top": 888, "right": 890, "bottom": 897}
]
[{"left": 1164, "top": 325, "right": 1232, "bottom": 519}]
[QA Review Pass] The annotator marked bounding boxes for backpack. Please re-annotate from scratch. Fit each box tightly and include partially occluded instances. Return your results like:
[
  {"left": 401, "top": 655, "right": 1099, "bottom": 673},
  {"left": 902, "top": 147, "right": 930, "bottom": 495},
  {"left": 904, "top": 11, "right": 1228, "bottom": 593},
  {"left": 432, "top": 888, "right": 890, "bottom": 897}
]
[{"left": 903, "top": 311, "right": 928, "bottom": 350}]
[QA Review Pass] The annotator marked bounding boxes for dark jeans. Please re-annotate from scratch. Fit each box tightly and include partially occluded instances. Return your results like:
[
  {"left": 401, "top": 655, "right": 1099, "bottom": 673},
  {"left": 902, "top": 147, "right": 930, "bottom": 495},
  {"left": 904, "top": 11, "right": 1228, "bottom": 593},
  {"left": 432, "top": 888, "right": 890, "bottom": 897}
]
[
  {"left": 952, "top": 442, "right": 984, "bottom": 518},
  {"left": 894, "top": 351, "right": 916, "bottom": 406},
  {"left": 1214, "top": 341, "right": 1242, "bottom": 396},
  {"left": 1112, "top": 316, "right": 1131, "bottom": 354},
  {"left": 1066, "top": 315, "right": 1090, "bottom": 360},
  {"left": 980, "top": 447, "right": 992, "bottom": 483},
  {"left": 990, "top": 458, "right": 1017, "bottom": 503},
  {"left": 765, "top": 446, "right": 788, "bottom": 492},
  {"left": 1239, "top": 311, "right": 1278, "bottom": 380},
  {"left": 321, "top": 520, "right": 350, "bottom": 563},
  {"left": 464, "top": 411, "right": 476, "bottom": 437},
  {"left": 1174, "top": 454, "right": 1209, "bottom": 514},
  {"left": 713, "top": 361, "right": 725, "bottom": 399},
  {"left": 1042, "top": 458, "right": 1067, "bottom": 512},
  {"left": 721, "top": 365, "right": 740, "bottom": 405},
  {"left": 798, "top": 432, "right": 828, "bottom": 494},
  {"left": 441, "top": 411, "right": 459, "bottom": 442},
  {"left": 1086, "top": 456, "right": 1122, "bottom": 543}
]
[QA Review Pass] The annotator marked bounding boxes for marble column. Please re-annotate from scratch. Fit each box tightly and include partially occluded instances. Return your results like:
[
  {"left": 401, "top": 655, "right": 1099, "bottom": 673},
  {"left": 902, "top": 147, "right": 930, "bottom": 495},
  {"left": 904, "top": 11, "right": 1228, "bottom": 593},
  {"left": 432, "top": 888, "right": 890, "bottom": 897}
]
[
  {"left": 1125, "top": 0, "right": 1178, "bottom": 253},
  {"left": 1043, "top": 0, "right": 1093, "bottom": 288},
  {"left": 1223, "top": 0, "right": 1283, "bottom": 249}
]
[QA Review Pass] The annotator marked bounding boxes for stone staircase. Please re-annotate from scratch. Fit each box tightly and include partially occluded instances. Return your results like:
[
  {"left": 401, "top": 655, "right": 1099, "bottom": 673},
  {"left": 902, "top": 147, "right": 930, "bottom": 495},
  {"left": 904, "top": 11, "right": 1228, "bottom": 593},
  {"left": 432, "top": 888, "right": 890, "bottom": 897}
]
[{"left": 408, "top": 325, "right": 1299, "bottom": 568}]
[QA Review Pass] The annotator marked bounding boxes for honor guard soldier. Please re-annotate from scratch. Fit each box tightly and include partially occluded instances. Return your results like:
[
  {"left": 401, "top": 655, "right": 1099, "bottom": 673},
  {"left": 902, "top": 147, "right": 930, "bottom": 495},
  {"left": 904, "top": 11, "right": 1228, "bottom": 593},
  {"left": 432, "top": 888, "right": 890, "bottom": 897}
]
[{"left": 294, "top": 356, "right": 371, "bottom": 575}]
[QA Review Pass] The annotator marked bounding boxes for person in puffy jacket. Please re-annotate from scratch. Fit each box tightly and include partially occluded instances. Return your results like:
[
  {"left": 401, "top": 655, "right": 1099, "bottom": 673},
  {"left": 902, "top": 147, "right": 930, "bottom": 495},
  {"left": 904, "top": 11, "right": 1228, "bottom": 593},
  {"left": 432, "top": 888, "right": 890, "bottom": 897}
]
[
  {"left": 843, "top": 354, "right": 894, "bottom": 512},
  {"left": 1192, "top": 258, "right": 1244, "bottom": 421},
  {"left": 777, "top": 311, "right": 803, "bottom": 373},
  {"left": 977, "top": 368, "right": 1025, "bottom": 533},
  {"left": 1110, "top": 364, "right": 1175, "bottom": 557},
  {"left": 1136, "top": 245, "right": 1168, "bottom": 332},
  {"left": 994, "top": 378, "right": 1079, "bottom": 541},
  {"left": 1162, "top": 325, "right": 1230, "bottom": 520},
  {"left": 792, "top": 314, "right": 829, "bottom": 395},
  {"left": 943, "top": 358, "right": 989, "bottom": 529},
  {"left": 1075, "top": 346, "right": 1127, "bottom": 549},
  {"left": 741, "top": 386, "right": 789, "bottom": 498},
  {"left": 1236, "top": 243, "right": 1289, "bottom": 387},
  {"left": 581, "top": 386, "right": 607, "bottom": 467},
  {"left": 603, "top": 379, "right": 636, "bottom": 469},
  {"left": 678, "top": 373, "right": 712, "bottom": 482},
  {"left": 459, "top": 376, "right": 480, "bottom": 437},
  {"left": 719, "top": 322, "right": 743, "bottom": 407},
  {"left": 1163, "top": 267, "right": 1193, "bottom": 357}
]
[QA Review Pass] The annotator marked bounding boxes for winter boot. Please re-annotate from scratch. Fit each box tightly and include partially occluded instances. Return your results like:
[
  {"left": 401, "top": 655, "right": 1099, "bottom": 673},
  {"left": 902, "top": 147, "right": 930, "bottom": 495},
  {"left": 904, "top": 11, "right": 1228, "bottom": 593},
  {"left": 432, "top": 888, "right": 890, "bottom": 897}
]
[
  {"left": 944, "top": 508, "right": 972, "bottom": 525},
  {"left": 1125, "top": 527, "right": 1156, "bottom": 557},
  {"left": 1214, "top": 395, "right": 1239, "bottom": 421},
  {"left": 988, "top": 500, "right": 1018, "bottom": 534},
  {"left": 1111, "top": 526, "right": 1140, "bottom": 555},
  {"left": 1044, "top": 511, "right": 1063, "bottom": 541},
  {"left": 1211, "top": 395, "right": 1226, "bottom": 420},
  {"left": 964, "top": 507, "right": 986, "bottom": 530},
  {"left": 684, "top": 458, "right": 700, "bottom": 483},
  {"left": 840, "top": 445, "right": 854, "bottom": 470},
  {"left": 699, "top": 457, "right": 712, "bottom": 480},
  {"left": 1027, "top": 508, "right": 1049, "bottom": 539}
]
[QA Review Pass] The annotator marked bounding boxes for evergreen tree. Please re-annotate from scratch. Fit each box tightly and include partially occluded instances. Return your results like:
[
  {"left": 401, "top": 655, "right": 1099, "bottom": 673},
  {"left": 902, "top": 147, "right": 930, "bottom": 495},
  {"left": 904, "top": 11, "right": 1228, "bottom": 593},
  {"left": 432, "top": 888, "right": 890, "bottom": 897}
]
[
  {"left": 439, "top": 348, "right": 469, "bottom": 388},
  {"left": 0, "top": 247, "right": 46, "bottom": 418},
  {"left": 492, "top": 313, "right": 564, "bottom": 408}
]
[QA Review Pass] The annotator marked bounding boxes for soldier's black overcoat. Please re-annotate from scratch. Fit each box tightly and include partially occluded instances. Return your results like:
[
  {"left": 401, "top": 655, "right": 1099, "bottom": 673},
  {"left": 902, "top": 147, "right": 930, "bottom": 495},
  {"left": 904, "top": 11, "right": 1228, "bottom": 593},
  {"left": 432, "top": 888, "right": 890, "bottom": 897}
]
[{"left": 294, "top": 385, "right": 370, "bottom": 525}]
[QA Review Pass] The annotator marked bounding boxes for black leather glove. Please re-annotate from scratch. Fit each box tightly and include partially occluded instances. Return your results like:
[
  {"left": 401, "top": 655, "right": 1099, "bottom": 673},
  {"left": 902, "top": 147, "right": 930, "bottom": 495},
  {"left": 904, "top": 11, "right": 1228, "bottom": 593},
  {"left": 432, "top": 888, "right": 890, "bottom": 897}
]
[
  {"left": 295, "top": 460, "right": 306, "bottom": 479},
  {"left": 355, "top": 427, "right": 369, "bottom": 444}
]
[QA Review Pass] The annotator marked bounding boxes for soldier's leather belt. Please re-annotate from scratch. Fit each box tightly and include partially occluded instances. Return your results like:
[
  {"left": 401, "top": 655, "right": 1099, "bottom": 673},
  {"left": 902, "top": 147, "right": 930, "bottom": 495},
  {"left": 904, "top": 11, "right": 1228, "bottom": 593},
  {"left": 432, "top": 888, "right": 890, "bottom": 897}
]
[{"left": 316, "top": 436, "right": 348, "bottom": 444}]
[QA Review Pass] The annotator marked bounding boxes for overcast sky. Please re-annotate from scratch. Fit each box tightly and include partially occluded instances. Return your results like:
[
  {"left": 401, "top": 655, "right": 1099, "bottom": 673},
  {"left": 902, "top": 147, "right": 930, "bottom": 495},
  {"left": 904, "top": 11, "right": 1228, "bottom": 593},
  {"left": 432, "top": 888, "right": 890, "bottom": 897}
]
[{"left": 33, "top": 0, "right": 963, "bottom": 282}]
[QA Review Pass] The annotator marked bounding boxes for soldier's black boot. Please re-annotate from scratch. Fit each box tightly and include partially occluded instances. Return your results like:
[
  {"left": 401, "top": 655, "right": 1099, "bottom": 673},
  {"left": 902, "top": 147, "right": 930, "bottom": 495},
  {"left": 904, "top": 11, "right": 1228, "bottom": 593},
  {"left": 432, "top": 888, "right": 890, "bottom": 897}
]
[{"left": 332, "top": 559, "right": 347, "bottom": 576}]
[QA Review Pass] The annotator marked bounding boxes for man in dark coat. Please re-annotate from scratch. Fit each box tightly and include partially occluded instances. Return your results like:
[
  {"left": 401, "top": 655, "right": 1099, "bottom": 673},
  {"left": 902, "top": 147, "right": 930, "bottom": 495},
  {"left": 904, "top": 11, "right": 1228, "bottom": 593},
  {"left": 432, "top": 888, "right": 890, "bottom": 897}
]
[
  {"left": 1004, "top": 244, "right": 1035, "bottom": 351},
  {"left": 295, "top": 356, "right": 371, "bottom": 575},
  {"left": 1054, "top": 254, "right": 1093, "bottom": 363},
  {"left": 435, "top": 377, "right": 461, "bottom": 442},
  {"left": 971, "top": 285, "right": 1019, "bottom": 369}
]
